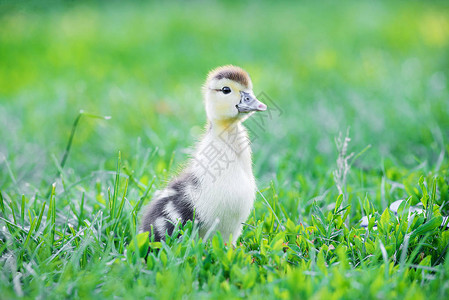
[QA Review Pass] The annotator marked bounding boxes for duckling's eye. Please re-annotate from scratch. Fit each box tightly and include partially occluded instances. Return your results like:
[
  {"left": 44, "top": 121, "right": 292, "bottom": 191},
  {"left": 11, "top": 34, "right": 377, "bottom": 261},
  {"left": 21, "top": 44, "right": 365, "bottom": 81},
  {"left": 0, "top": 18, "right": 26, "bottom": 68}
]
[{"left": 221, "top": 87, "right": 231, "bottom": 94}]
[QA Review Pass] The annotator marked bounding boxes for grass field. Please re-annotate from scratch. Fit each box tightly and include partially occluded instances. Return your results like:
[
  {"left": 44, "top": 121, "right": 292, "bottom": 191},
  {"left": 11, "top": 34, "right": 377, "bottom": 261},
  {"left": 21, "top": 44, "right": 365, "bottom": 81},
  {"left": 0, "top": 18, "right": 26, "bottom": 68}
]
[{"left": 1, "top": 0, "right": 449, "bottom": 298}]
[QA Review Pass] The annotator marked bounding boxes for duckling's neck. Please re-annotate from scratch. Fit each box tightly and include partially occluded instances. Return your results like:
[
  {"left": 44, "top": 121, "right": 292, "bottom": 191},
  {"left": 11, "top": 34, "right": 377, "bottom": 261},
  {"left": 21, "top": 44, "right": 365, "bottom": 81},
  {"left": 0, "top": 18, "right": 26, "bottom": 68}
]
[
  {"left": 208, "top": 118, "right": 241, "bottom": 136},
  {"left": 206, "top": 118, "right": 251, "bottom": 156}
]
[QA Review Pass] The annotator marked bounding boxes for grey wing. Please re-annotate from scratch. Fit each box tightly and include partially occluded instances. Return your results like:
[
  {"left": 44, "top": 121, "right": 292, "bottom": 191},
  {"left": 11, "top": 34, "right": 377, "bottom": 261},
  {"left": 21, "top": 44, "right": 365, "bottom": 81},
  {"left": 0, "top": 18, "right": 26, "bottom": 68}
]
[{"left": 140, "top": 173, "right": 200, "bottom": 241}]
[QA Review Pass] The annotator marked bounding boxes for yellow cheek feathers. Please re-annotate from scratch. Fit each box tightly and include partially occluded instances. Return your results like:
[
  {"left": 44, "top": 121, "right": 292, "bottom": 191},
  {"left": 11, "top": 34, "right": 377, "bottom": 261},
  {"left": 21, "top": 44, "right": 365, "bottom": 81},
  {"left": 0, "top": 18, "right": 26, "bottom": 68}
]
[
  {"left": 216, "top": 101, "right": 232, "bottom": 114},
  {"left": 213, "top": 82, "right": 241, "bottom": 118}
]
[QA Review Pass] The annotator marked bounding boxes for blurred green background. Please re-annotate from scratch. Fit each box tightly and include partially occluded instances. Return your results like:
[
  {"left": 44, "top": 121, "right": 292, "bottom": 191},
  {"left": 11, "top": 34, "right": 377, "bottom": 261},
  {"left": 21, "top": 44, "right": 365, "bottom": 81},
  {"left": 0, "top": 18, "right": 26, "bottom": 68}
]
[
  {"left": 1, "top": 1, "right": 449, "bottom": 298},
  {"left": 1, "top": 0, "right": 449, "bottom": 209}
]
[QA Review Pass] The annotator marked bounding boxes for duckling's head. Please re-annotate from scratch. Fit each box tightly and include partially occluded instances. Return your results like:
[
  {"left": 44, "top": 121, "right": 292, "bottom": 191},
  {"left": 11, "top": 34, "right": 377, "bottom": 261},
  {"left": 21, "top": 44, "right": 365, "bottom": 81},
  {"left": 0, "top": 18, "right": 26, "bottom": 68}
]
[{"left": 203, "top": 65, "right": 267, "bottom": 125}]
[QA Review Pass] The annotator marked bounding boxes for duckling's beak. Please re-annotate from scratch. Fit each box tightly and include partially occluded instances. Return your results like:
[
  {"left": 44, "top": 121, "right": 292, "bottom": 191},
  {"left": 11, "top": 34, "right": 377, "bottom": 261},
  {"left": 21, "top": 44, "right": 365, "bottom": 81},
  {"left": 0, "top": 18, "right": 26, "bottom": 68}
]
[{"left": 236, "top": 91, "right": 267, "bottom": 113}]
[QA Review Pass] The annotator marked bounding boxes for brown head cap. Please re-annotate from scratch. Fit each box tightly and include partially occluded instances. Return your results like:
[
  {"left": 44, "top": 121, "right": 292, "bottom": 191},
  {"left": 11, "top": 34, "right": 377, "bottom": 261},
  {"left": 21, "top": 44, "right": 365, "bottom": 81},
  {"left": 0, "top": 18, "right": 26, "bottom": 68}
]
[{"left": 205, "top": 65, "right": 251, "bottom": 89}]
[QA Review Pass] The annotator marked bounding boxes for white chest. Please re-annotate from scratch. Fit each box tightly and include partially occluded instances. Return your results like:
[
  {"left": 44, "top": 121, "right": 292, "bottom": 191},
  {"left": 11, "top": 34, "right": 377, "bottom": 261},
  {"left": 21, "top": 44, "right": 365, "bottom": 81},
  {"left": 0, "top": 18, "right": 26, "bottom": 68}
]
[{"left": 187, "top": 126, "right": 256, "bottom": 242}]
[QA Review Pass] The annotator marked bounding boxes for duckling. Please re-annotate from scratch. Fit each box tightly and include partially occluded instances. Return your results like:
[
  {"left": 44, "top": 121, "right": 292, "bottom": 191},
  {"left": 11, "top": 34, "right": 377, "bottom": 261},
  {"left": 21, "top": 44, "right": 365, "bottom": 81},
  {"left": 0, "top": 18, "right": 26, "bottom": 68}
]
[{"left": 141, "top": 65, "right": 267, "bottom": 244}]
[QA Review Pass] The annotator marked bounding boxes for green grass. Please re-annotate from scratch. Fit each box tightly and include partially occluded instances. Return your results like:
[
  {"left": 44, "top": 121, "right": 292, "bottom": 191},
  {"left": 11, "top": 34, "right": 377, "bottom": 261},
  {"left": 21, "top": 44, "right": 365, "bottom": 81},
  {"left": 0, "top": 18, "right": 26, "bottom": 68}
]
[{"left": 1, "top": 0, "right": 449, "bottom": 298}]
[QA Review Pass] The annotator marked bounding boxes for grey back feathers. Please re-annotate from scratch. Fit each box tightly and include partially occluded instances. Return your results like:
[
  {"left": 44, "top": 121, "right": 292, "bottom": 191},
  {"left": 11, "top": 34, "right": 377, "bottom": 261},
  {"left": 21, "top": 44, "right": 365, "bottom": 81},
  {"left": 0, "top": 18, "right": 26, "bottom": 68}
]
[{"left": 141, "top": 173, "right": 200, "bottom": 241}]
